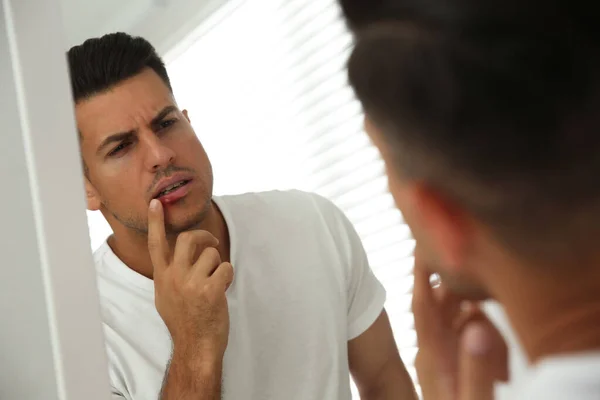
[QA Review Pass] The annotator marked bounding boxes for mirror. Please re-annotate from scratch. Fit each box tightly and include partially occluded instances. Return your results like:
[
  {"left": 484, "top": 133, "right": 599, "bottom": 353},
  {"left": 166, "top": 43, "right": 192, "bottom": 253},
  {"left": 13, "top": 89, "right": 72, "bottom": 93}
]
[
  {"left": 2, "top": 0, "right": 528, "bottom": 398},
  {"left": 60, "top": 2, "right": 420, "bottom": 399}
]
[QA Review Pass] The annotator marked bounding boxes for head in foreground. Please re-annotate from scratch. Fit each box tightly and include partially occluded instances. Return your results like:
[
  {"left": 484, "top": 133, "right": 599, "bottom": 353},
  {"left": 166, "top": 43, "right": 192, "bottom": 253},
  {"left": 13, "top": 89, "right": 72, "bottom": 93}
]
[{"left": 339, "top": 0, "right": 600, "bottom": 301}]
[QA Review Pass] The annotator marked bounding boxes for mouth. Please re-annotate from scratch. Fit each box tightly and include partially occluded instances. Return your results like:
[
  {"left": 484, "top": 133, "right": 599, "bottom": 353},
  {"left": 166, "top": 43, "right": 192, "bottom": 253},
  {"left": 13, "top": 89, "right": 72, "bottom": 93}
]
[{"left": 154, "top": 179, "right": 192, "bottom": 199}]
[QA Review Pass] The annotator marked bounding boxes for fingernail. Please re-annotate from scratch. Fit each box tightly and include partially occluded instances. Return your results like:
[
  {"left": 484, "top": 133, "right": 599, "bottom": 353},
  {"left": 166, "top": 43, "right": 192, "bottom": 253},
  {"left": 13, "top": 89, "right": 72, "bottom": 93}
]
[
  {"left": 149, "top": 199, "right": 159, "bottom": 210},
  {"left": 463, "top": 323, "right": 491, "bottom": 356}
]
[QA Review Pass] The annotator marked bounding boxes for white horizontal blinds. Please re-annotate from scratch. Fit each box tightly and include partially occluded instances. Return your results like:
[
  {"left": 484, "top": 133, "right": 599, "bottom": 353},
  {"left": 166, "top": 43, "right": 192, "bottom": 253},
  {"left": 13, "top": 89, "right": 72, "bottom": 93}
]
[
  {"left": 167, "top": 0, "right": 312, "bottom": 195},
  {"left": 166, "top": 0, "right": 418, "bottom": 396},
  {"left": 269, "top": 0, "right": 419, "bottom": 388}
]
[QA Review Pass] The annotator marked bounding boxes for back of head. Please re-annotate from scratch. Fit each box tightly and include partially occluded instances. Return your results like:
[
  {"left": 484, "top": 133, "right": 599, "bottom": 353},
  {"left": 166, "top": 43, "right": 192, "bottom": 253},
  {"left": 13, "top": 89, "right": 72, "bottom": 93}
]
[
  {"left": 340, "top": 0, "right": 600, "bottom": 262},
  {"left": 67, "top": 32, "right": 172, "bottom": 104}
]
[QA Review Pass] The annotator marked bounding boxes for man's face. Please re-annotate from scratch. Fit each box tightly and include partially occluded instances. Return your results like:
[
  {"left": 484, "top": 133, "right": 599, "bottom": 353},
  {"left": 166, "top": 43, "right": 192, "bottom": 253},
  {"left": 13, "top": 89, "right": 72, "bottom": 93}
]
[
  {"left": 364, "top": 115, "right": 490, "bottom": 300},
  {"left": 77, "top": 68, "right": 213, "bottom": 237}
]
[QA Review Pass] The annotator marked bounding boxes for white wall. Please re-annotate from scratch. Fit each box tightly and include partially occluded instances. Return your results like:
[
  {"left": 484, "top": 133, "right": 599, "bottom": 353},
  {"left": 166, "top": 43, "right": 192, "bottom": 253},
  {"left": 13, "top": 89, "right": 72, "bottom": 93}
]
[
  {"left": 1, "top": 0, "right": 109, "bottom": 398},
  {"left": 0, "top": 15, "right": 60, "bottom": 398}
]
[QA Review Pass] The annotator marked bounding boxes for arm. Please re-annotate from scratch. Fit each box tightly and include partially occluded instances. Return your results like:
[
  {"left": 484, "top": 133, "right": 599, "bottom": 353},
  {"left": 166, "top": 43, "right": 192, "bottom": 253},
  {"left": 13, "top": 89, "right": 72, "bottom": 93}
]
[
  {"left": 349, "top": 310, "right": 418, "bottom": 400},
  {"left": 148, "top": 200, "right": 233, "bottom": 400},
  {"left": 159, "top": 349, "right": 222, "bottom": 400},
  {"left": 308, "top": 195, "right": 417, "bottom": 398}
]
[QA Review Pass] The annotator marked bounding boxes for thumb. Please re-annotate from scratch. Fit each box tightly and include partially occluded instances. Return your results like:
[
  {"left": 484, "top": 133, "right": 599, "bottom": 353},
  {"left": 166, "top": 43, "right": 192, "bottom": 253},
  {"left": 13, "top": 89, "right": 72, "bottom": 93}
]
[{"left": 458, "top": 320, "right": 508, "bottom": 400}]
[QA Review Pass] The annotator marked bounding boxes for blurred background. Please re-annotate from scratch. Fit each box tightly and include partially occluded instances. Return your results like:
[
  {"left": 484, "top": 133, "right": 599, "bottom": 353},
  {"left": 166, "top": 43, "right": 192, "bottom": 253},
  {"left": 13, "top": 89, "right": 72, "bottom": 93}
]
[{"left": 65, "top": 0, "right": 418, "bottom": 397}]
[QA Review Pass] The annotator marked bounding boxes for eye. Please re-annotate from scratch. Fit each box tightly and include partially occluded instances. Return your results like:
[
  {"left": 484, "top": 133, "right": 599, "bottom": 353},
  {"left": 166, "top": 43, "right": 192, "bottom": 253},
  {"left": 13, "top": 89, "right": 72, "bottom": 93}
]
[
  {"left": 159, "top": 119, "right": 177, "bottom": 130},
  {"left": 108, "top": 141, "right": 131, "bottom": 157}
]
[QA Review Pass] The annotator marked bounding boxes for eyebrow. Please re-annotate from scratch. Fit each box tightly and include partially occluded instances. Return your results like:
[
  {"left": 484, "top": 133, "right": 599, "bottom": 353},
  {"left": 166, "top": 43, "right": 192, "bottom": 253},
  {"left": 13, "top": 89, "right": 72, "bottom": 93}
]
[
  {"left": 150, "top": 105, "right": 178, "bottom": 129},
  {"left": 95, "top": 105, "right": 179, "bottom": 156},
  {"left": 95, "top": 130, "right": 135, "bottom": 156}
]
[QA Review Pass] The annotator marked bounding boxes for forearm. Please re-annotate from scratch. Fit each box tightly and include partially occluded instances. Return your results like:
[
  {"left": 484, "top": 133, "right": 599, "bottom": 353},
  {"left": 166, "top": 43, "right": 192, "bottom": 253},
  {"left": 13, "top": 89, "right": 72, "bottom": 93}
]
[
  {"left": 159, "top": 349, "right": 223, "bottom": 400},
  {"left": 360, "top": 382, "right": 418, "bottom": 400},
  {"left": 359, "top": 363, "right": 418, "bottom": 400}
]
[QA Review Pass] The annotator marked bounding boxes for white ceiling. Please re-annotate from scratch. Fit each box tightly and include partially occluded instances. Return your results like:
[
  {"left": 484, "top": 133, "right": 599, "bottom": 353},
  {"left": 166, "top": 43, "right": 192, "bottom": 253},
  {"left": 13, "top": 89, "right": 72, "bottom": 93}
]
[
  {"left": 60, "top": 0, "right": 154, "bottom": 48},
  {"left": 58, "top": 0, "right": 227, "bottom": 55}
]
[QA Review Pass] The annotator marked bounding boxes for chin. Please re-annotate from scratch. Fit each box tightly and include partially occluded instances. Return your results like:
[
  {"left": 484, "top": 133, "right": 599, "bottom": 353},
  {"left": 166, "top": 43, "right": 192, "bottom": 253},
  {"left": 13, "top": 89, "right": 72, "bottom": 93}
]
[
  {"left": 164, "top": 216, "right": 203, "bottom": 235},
  {"left": 164, "top": 199, "right": 210, "bottom": 235}
]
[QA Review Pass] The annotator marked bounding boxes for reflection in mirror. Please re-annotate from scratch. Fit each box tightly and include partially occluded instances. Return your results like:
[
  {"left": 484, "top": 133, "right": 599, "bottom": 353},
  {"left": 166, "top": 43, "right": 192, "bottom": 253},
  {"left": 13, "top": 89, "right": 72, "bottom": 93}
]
[{"left": 60, "top": 1, "right": 524, "bottom": 400}]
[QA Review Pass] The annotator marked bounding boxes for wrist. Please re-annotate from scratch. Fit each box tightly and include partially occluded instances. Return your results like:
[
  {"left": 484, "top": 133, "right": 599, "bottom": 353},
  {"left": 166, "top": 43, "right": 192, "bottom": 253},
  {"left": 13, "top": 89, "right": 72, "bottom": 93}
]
[
  {"left": 172, "top": 341, "right": 224, "bottom": 373},
  {"left": 161, "top": 345, "right": 223, "bottom": 400}
]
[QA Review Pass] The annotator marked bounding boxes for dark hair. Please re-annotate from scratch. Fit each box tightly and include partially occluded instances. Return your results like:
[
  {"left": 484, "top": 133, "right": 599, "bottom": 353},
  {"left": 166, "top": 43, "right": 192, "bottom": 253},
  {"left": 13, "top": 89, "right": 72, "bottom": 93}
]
[
  {"left": 67, "top": 32, "right": 172, "bottom": 103},
  {"left": 340, "top": 0, "right": 600, "bottom": 260}
]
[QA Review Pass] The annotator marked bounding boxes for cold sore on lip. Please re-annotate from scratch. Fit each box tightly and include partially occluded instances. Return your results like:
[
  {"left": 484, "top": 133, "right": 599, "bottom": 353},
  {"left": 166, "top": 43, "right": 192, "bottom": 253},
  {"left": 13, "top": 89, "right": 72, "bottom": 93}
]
[{"left": 155, "top": 180, "right": 191, "bottom": 204}]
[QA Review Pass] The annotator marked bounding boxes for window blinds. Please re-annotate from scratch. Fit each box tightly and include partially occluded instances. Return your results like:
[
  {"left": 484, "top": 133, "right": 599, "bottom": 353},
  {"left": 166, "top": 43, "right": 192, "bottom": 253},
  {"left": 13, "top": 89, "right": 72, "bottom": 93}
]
[{"left": 166, "top": 0, "right": 418, "bottom": 396}]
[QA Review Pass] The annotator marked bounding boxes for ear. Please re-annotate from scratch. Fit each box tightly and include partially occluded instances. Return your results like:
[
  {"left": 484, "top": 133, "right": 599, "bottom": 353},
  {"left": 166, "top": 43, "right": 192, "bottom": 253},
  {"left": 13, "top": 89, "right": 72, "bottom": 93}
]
[
  {"left": 406, "top": 183, "right": 470, "bottom": 274},
  {"left": 84, "top": 178, "right": 102, "bottom": 211},
  {"left": 182, "top": 109, "right": 190, "bottom": 123}
]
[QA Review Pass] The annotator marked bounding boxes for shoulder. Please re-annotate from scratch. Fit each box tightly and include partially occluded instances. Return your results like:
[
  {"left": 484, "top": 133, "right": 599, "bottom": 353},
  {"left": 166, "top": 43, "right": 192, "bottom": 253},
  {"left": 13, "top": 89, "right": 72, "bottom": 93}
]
[
  {"left": 214, "top": 189, "right": 344, "bottom": 225},
  {"left": 516, "top": 355, "right": 600, "bottom": 399},
  {"left": 215, "top": 189, "right": 359, "bottom": 246},
  {"left": 218, "top": 189, "right": 361, "bottom": 252},
  {"left": 215, "top": 189, "right": 332, "bottom": 209},
  {"left": 92, "top": 240, "right": 112, "bottom": 266}
]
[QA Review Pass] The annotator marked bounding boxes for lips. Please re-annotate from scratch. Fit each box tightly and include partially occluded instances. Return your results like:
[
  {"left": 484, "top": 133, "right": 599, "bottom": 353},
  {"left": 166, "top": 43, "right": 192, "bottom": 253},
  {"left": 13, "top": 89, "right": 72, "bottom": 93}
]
[
  {"left": 152, "top": 174, "right": 194, "bottom": 200},
  {"left": 155, "top": 180, "right": 190, "bottom": 198}
]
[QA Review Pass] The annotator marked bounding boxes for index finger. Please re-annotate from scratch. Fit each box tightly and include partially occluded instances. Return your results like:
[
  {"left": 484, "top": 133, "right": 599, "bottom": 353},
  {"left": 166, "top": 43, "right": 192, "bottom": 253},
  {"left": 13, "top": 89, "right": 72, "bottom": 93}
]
[
  {"left": 412, "top": 247, "right": 440, "bottom": 344},
  {"left": 148, "top": 199, "right": 170, "bottom": 271},
  {"left": 412, "top": 247, "right": 435, "bottom": 319},
  {"left": 458, "top": 320, "right": 507, "bottom": 400}
]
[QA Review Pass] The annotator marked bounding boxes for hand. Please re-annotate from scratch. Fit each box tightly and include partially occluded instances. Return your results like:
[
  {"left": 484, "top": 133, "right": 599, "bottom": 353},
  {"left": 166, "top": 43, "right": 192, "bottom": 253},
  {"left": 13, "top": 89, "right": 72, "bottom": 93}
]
[
  {"left": 412, "top": 249, "right": 508, "bottom": 400},
  {"left": 148, "top": 199, "right": 234, "bottom": 362}
]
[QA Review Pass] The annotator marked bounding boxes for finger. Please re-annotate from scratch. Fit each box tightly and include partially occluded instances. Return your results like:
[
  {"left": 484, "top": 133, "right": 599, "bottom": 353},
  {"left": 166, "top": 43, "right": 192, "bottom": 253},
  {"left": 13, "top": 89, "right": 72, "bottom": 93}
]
[
  {"left": 412, "top": 250, "right": 457, "bottom": 397},
  {"left": 412, "top": 250, "right": 437, "bottom": 340},
  {"left": 434, "top": 284, "right": 464, "bottom": 327},
  {"left": 415, "top": 349, "right": 450, "bottom": 400},
  {"left": 458, "top": 320, "right": 508, "bottom": 400},
  {"left": 191, "top": 247, "right": 222, "bottom": 278},
  {"left": 453, "top": 302, "right": 486, "bottom": 332},
  {"left": 211, "top": 262, "right": 235, "bottom": 291},
  {"left": 147, "top": 199, "right": 169, "bottom": 271},
  {"left": 173, "top": 230, "right": 219, "bottom": 269}
]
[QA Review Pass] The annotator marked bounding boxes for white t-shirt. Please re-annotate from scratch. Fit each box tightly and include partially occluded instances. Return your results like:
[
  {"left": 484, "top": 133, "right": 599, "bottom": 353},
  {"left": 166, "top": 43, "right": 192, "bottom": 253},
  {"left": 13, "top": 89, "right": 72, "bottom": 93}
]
[
  {"left": 511, "top": 353, "right": 600, "bottom": 399},
  {"left": 94, "top": 190, "right": 386, "bottom": 400}
]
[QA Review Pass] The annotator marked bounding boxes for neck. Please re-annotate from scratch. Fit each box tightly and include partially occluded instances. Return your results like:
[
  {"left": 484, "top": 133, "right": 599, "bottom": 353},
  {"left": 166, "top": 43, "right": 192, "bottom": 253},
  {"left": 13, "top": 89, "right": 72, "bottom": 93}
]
[
  {"left": 106, "top": 200, "right": 230, "bottom": 280},
  {"left": 494, "top": 259, "right": 600, "bottom": 365}
]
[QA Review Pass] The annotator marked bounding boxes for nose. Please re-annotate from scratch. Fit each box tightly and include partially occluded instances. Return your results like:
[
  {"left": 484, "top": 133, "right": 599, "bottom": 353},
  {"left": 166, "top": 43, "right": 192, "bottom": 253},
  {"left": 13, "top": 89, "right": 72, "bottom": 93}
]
[{"left": 142, "top": 132, "right": 176, "bottom": 171}]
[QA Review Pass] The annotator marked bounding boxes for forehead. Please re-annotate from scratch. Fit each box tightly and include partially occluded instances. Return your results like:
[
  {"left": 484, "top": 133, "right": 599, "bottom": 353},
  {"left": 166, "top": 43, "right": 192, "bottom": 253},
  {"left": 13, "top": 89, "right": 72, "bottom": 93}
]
[{"left": 76, "top": 69, "right": 175, "bottom": 143}]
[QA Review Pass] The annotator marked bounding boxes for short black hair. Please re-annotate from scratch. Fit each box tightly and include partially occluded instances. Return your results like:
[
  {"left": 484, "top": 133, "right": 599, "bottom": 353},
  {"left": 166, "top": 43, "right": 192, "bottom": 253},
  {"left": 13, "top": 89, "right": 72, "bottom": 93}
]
[
  {"left": 340, "top": 0, "right": 600, "bottom": 261},
  {"left": 67, "top": 32, "right": 172, "bottom": 103}
]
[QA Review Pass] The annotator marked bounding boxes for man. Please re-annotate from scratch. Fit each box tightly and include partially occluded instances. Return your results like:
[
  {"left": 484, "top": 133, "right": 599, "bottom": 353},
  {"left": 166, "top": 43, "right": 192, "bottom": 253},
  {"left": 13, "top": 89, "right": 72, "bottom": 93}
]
[
  {"left": 68, "top": 32, "right": 417, "bottom": 400},
  {"left": 338, "top": 0, "right": 600, "bottom": 399}
]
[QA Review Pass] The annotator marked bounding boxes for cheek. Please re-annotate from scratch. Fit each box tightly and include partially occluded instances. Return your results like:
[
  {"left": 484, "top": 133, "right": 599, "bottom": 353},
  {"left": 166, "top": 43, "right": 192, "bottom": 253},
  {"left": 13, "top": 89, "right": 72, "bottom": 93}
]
[
  {"left": 383, "top": 162, "right": 409, "bottom": 215},
  {"left": 91, "top": 166, "right": 145, "bottom": 205},
  {"left": 177, "top": 135, "right": 211, "bottom": 171},
  {"left": 383, "top": 166, "right": 438, "bottom": 273},
  {"left": 387, "top": 174, "right": 403, "bottom": 210},
  {"left": 169, "top": 127, "right": 204, "bottom": 154}
]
